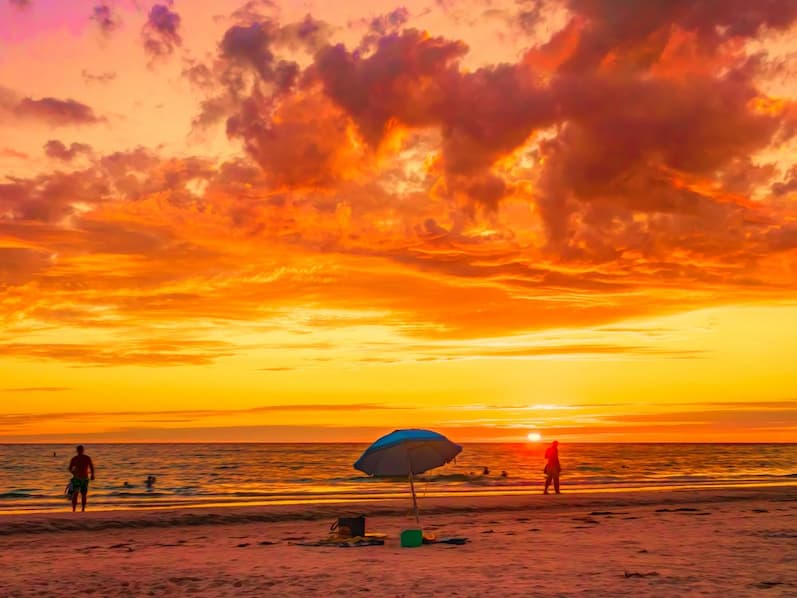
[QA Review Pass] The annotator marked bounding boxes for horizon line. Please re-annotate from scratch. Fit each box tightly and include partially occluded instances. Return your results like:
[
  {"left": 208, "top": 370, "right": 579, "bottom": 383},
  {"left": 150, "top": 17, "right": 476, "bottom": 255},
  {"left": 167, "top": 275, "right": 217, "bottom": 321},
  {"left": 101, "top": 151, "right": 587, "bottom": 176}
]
[{"left": 2, "top": 441, "right": 796, "bottom": 445}]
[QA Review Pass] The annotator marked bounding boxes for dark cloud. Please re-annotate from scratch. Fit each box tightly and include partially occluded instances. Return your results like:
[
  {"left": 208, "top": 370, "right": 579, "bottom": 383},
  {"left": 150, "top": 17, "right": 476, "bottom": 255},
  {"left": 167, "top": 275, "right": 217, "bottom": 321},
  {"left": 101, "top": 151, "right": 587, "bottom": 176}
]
[
  {"left": 190, "top": 15, "right": 334, "bottom": 130},
  {"left": 226, "top": 90, "right": 361, "bottom": 188},
  {"left": 463, "top": 173, "right": 508, "bottom": 209},
  {"left": 13, "top": 96, "right": 103, "bottom": 126},
  {"left": 358, "top": 7, "right": 411, "bottom": 50},
  {"left": 91, "top": 4, "right": 119, "bottom": 35},
  {"left": 228, "top": 0, "right": 278, "bottom": 25},
  {"left": 316, "top": 30, "right": 468, "bottom": 146},
  {"left": 142, "top": 2, "right": 182, "bottom": 59},
  {"left": 562, "top": 0, "right": 797, "bottom": 73},
  {"left": 0, "top": 147, "right": 209, "bottom": 227},
  {"left": 534, "top": 69, "right": 781, "bottom": 251},
  {"left": 44, "top": 139, "right": 93, "bottom": 161},
  {"left": 276, "top": 14, "right": 333, "bottom": 53},
  {"left": 0, "top": 170, "right": 109, "bottom": 223},
  {"left": 442, "top": 63, "right": 552, "bottom": 179},
  {"left": 514, "top": 0, "right": 550, "bottom": 34},
  {"left": 182, "top": 61, "right": 214, "bottom": 90},
  {"left": 220, "top": 21, "right": 281, "bottom": 81},
  {"left": 772, "top": 166, "right": 797, "bottom": 196},
  {"left": 313, "top": 30, "right": 551, "bottom": 205}
]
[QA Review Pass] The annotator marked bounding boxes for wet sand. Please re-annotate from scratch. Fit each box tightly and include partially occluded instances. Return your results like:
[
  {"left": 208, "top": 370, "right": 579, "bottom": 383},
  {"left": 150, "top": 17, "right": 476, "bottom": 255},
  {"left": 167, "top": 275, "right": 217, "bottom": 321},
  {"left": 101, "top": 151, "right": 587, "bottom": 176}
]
[{"left": 1, "top": 486, "right": 795, "bottom": 597}]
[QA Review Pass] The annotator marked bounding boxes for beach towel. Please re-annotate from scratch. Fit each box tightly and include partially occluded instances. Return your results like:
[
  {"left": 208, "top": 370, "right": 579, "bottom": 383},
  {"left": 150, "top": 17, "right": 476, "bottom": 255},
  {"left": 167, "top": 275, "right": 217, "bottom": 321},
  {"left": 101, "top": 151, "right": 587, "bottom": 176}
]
[
  {"left": 422, "top": 536, "right": 469, "bottom": 545},
  {"left": 297, "top": 535, "right": 385, "bottom": 548}
]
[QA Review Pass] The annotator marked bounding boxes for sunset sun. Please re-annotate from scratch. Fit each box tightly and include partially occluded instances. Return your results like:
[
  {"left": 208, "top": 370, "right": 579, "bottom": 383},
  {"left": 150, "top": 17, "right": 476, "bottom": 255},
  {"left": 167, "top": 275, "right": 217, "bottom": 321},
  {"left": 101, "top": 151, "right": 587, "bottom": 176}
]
[{"left": 527, "top": 432, "right": 542, "bottom": 442}]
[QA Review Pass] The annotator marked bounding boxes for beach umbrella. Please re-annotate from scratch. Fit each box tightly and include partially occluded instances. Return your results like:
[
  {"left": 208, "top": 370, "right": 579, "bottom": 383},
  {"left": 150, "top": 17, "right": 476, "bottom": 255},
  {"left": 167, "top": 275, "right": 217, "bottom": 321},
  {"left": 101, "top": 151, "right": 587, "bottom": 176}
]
[{"left": 354, "top": 428, "right": 462, "bottom": 524}]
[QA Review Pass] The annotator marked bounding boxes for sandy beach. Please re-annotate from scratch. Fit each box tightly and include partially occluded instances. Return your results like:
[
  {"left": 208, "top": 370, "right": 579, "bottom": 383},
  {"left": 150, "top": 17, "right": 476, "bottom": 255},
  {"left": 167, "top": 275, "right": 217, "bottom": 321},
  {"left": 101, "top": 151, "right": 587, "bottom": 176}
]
[{"left": 1, "top": 486, "right": 795, "bottom": 597}]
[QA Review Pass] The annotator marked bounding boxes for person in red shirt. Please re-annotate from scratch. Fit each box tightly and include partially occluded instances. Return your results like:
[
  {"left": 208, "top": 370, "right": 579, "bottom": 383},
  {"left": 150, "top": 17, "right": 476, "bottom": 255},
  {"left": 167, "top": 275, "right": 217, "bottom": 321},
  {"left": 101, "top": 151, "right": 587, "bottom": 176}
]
[
  {"left": 68, "top": 445, "right": 95, "bottom": 512},
  {"left": 543, "top": 440, "right": 561, "bottom": 495}
]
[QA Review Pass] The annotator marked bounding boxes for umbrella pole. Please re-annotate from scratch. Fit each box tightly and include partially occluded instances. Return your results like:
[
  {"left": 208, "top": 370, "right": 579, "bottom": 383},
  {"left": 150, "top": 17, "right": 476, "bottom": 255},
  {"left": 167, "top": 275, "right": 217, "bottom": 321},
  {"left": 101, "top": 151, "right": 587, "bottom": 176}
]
[{"left": 408, "top": 468, "right": 420, "bottom": 526}]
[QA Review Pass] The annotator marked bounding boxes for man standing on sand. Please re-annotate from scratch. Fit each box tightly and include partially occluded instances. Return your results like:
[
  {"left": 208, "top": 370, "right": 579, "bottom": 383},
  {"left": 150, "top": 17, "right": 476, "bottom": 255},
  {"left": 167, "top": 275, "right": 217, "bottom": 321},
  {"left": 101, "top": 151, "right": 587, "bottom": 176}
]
[
  {"left": 68, "top": 445, "right": 95, "bottom": 512},
  {"left": 543, "top": 440, "right": 561, "bottom": 495}
]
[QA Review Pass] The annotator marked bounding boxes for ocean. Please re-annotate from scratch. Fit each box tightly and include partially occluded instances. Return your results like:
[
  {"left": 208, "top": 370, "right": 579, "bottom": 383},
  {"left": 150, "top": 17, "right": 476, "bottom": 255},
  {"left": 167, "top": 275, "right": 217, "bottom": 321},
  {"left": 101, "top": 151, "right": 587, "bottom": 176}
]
[{"left": 0, "top": 443, "right": 795, "bottom": 514}]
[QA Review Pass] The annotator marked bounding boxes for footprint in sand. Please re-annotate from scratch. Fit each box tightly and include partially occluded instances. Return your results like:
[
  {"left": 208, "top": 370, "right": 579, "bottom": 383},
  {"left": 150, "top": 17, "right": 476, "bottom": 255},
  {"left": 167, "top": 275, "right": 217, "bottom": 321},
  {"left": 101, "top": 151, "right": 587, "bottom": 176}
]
[
  {"left": 655, "top": 507, "right": 700, "bottom": 513},
  {"left": 572, "top": 517, "right": 600, "bottom": 524},
  {"left": 169, "top": 577, "right": 202, "bottom": 584},
  {"left": 624, "top": 571, "right": 659, "bottom": 578},
  {"left": 753, "top": 581, "right": 783, "bottom": 589}
]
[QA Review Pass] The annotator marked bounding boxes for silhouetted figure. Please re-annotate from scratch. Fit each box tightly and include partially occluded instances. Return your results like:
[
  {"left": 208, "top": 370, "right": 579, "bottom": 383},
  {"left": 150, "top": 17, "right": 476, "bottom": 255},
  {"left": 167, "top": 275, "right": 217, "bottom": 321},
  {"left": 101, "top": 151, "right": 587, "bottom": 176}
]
[
  {"left": 482, "top": 466, "right": 490, "bottom": 475},
  {"left": 145, "top": 475, "right": 156, "bottom": 489},
  {"left": 68, "top": 445, "right": 95, "bottom": 512},
  {"left": 500, "top": 470, "right": 508, "bottom": 478},
  {"left": 123, "top": 481, "right": 131, "bottom": 488},
  {"left": 543, "top": 440, "right": 561, "bottom": 495}
]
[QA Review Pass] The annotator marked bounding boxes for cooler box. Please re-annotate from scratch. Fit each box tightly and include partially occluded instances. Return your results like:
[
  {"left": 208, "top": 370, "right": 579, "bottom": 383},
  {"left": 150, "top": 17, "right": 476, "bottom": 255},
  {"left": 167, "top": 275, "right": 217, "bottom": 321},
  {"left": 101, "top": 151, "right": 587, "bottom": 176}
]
[
  {"left": 400, "top": 528, "right": 423, "bottom": 547},
  {"left": 334, "top": 516, "right": 365, "bottom": 538}
]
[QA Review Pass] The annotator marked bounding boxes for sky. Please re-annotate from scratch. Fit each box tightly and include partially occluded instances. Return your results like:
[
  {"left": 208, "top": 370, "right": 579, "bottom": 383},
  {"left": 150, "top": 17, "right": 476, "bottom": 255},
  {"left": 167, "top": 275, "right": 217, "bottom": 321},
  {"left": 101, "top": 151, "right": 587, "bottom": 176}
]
[{"left": 1, "top": 0, "right": 796, "bottom": 443}]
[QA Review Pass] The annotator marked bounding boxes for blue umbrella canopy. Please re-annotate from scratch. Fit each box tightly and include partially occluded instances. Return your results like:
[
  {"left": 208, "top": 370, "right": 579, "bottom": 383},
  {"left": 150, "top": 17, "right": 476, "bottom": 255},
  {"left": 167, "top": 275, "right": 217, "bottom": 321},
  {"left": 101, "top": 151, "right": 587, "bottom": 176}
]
[{"left": 354, "top": 429, "right": 462, "bottom": 477}]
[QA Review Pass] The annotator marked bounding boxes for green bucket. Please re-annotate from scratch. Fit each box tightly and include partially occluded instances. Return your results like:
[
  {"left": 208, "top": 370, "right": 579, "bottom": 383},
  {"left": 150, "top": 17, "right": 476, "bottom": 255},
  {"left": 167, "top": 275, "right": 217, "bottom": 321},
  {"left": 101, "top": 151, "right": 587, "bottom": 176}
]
[{"left": 400, "top": 528, "right": 423, "bottom": 548}]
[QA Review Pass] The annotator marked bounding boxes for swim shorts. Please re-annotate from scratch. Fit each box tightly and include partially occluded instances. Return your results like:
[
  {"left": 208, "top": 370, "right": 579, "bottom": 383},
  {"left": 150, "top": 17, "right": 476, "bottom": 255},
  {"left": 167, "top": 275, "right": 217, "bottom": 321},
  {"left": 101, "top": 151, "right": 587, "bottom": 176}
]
[{"left": 71, "top": 478, "right": 89, "bottom": 494}]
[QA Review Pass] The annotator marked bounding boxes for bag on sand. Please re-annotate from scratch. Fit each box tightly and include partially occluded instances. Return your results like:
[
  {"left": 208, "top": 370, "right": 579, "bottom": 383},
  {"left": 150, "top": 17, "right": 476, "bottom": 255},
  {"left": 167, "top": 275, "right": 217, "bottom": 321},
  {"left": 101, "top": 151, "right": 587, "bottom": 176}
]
[{"left": 330, "top": 516, "right": 365, "bottom": 538}]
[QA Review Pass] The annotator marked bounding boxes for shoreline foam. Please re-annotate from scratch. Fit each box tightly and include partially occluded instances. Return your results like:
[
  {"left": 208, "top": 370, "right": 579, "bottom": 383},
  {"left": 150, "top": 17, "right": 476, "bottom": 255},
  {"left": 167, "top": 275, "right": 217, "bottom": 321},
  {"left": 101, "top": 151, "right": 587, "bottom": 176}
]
[
  {"left": 1, "top": 484, "right": 795, "bottom": 535},
  {"left": 2, "top": 478, "right": 796, "bottom": 517}
]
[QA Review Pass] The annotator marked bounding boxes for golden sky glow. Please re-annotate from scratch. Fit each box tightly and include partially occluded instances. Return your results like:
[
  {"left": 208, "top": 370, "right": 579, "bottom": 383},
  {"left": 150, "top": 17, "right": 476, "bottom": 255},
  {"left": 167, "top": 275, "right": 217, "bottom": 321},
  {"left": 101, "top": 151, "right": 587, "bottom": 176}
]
[{"left": 1, "top": 0, "right": 797, "bottom": 442}]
